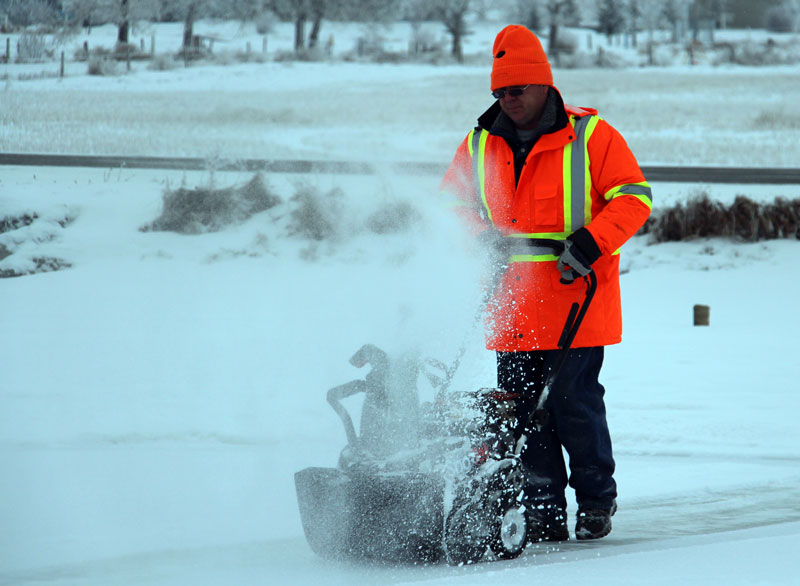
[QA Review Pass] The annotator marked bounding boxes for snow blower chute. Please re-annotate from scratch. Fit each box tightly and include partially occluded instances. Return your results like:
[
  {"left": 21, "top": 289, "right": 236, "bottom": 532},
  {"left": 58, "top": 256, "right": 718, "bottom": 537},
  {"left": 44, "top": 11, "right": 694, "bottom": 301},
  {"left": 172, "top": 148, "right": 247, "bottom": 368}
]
[{"left": 295, "top": 271, "right": 597, "bottom": 565}]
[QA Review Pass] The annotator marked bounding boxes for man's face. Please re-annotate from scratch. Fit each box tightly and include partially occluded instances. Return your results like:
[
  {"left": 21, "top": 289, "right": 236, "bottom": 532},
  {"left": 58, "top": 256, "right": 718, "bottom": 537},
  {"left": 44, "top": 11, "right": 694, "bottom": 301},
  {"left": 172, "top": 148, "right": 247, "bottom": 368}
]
[{"left": 497, "top": 84, "right": 549, "bottom": 130}]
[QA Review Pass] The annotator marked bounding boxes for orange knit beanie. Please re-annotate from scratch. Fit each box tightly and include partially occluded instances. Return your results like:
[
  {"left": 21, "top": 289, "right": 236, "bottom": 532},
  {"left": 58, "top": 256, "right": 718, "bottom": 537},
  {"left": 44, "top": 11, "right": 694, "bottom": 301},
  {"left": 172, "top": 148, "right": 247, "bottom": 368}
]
[{"left": 490, "top": 25, "right": 553, "bottom": 91}]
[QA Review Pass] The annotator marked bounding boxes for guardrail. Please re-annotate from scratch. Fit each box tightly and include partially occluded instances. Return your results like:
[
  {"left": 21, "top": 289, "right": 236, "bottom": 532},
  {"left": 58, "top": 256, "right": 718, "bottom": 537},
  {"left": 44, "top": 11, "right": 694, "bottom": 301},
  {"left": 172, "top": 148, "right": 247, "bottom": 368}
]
[{"left": 2, "top": 153, "right": 800, "bottom": 184}]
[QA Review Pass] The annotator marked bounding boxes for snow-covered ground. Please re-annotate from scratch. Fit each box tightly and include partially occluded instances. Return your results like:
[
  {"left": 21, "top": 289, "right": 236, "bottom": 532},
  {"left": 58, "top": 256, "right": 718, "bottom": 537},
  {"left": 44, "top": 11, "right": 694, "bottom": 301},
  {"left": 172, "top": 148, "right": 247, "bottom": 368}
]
[{"left": 2, "top": 18, "right": 800, "bottom": 586}]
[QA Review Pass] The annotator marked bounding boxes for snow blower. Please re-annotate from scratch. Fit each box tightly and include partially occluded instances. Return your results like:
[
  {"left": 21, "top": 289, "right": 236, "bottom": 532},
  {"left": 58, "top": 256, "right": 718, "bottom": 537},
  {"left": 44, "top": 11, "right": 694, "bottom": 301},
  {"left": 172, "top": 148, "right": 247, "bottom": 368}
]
[{"left": 295, "top": 271, "right": 597, "bottom": 565}]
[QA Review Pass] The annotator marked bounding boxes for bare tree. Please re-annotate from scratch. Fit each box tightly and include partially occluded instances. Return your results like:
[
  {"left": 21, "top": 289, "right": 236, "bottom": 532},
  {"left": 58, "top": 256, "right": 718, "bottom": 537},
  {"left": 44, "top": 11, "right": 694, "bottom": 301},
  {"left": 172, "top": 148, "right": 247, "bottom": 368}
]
[
  {"left": 406, "top": 0, "right": 471, "bottom": 63},
  {"left": 268, "top": 0, "right": 334, "bottom": 52},
  {"left": 147, "top": 0, "right": 213, "bottom": 53},
  {"left": 626, "top": 0, "right": 640, "bottom": 47},
  {"left": 544, "top": 0, "right": 577, "bottom": 64},
  {"left": 118, "top": 0, "right": 129, "bottom": 43},
  {"left": 597, "top": 0, "right": 625, "bottom": 42},
  {"left": 2, "top": 0, "right": 59, "bottom": 27},
  {"left": 635, "top": 0, "right": 664, "bottom": 63}
]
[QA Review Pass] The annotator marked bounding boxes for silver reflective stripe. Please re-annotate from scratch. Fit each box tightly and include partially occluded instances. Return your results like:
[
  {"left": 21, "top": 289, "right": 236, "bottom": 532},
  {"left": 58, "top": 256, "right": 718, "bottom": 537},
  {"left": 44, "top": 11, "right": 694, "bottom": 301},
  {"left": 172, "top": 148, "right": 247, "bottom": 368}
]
[
  {"left": 569, "top": 115, "right": 593, "bottom": 232},
  {"left": 507, "top": 243, "right": 562, "bottom": 257},
  {"left": 617, "top": 183, "right": 653, "bottom": 203},
  {"left": 471, "top": 129, "right": 488, "bottom": 222}
]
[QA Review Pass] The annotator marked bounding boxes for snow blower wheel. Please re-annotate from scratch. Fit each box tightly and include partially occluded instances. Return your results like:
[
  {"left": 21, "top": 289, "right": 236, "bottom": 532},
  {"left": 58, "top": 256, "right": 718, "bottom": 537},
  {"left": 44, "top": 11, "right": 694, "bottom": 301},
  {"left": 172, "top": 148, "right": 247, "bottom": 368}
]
[{"left": 490, "top": 500, "right": 528, "bottom": 560}]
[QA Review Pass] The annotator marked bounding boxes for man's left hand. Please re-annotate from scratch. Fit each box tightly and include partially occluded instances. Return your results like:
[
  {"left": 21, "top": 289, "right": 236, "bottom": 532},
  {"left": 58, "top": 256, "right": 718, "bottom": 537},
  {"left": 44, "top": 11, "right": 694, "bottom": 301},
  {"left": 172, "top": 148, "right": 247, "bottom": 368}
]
[{"left": 557, "top": 227, "right": 602, "bottom": 283}]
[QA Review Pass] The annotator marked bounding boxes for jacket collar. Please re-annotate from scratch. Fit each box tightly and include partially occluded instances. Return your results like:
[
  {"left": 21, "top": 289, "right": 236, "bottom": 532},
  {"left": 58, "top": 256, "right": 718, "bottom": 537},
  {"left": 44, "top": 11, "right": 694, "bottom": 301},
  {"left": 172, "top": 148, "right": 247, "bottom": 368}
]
[{"left": 476, "top": 87, "right": 570, "bottom": 145}]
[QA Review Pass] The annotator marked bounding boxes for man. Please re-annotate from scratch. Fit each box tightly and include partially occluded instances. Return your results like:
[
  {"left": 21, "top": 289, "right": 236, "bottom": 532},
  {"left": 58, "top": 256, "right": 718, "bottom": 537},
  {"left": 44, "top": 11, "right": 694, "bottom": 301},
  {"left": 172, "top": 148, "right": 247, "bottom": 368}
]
[{"left": 440, "top": 25, "right": 652, "bottom": 541}]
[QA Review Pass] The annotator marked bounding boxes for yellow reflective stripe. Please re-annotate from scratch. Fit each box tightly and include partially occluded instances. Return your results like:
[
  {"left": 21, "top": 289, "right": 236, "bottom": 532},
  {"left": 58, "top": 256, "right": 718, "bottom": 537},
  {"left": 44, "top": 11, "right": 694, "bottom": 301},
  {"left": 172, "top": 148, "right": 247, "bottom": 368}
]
[
  {"left": 508, "top": 231, "right": 569, "bottom": 240},
  {"left": 439, "top": 188, "right": 468, "bottom": 210},
  {"left": 468, "top": 129, "right": 493, "bottom": 223},
  {"left": 477, "top": 131, "right": 491, "bottom": 222},
  {"left": 470, "top": 129, "right": 492, "bottom": 223},
  {"left": 631, "top": 193, "right": 653, "bottom": 209},
  {"left": 562, "top": 136, "right": 573, "bottom": 232},
  {"left": 509, "top": 254, "right": 559, "bottom": 263},
  {"left": 605, "top": 181, "right": 653, "bottom": 209}
]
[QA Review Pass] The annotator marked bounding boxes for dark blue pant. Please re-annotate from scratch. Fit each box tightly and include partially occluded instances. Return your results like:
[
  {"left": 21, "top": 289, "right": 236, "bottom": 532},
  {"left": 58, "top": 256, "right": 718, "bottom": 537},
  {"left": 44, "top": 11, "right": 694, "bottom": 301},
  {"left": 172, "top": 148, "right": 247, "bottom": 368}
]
[{"left": 497, "top": 347, "right": 616, "bottom": 512}]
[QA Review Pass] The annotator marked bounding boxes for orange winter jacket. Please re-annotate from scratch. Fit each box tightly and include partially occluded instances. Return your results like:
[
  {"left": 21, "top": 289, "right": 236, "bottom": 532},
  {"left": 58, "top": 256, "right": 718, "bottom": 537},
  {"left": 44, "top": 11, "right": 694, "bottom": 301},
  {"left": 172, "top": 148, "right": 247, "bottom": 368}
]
[{"left": 441, "top": 89, "right": 652, "bottom": 351}]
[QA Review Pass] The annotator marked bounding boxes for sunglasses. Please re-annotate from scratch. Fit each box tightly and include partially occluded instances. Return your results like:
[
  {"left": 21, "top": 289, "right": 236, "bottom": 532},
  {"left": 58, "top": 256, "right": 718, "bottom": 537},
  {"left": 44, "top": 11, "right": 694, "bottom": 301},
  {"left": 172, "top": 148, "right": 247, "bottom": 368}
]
[{"left": 492, "top": 84, "right": 530, "bottom": 99}]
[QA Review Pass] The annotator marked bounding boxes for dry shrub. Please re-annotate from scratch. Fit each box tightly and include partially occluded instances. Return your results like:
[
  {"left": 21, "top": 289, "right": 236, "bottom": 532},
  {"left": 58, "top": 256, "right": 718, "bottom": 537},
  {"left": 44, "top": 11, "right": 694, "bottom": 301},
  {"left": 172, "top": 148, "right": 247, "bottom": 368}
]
[
  {"left": 147, "top": 54, "right": 179, "bottom": 71},
  {"left": 647, "top": 193, "right": 800, "bottom": 243},
  {"left": 142, "top": 173, "right": 281, "bottom": 234},
  {"left": 88, "top": 57, "right": 119, "bottom": 76},
  {"left": 287, "top": 185, "right": 345, "bottom": 241},
  {"left": 366, "top": 200, "right": 422, "bottom": 235},
  {"left": 0, "top": 256, "right": 71, "bottom": 278}
]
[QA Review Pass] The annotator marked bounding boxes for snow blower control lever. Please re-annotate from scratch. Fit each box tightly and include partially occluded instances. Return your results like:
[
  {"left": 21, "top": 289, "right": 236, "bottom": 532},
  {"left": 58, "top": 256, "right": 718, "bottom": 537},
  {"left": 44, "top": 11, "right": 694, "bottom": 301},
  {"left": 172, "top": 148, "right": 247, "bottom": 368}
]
[{"left": 326, "top": 344, "right": 389, "bottom": 452}]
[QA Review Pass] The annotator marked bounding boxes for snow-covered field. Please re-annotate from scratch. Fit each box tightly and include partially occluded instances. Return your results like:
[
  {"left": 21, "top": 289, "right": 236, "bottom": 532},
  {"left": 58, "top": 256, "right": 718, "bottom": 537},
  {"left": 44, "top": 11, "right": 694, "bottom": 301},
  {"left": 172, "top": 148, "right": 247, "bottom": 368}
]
[{"left": 2, "top": 17, "right": 800, "bottom": 586}]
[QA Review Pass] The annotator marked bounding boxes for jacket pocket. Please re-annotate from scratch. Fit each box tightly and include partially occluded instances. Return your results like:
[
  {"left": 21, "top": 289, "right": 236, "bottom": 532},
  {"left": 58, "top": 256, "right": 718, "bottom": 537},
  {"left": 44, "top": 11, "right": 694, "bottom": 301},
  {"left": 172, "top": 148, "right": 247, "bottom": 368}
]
[{"left": 533, "top": 187, "right": 560, "bottom": 227}]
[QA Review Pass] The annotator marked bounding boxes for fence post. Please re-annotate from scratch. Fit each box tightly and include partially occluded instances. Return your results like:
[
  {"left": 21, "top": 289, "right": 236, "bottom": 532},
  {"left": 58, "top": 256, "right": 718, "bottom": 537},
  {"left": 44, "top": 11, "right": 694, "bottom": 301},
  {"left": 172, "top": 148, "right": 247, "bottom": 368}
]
[
  {"left": 60, "top": 51, "right": 64, "bottom": 77},
  {"left": 693, "top": 304, "right": 710, "bottom": 326}
]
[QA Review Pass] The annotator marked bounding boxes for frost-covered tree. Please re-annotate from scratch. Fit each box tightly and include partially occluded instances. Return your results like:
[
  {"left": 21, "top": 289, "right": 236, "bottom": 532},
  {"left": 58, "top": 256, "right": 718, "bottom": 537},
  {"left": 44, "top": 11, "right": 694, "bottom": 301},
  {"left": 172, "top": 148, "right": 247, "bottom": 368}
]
[
  {"left": 1, "top": 0, "right": 60, "bottom": 27},
  {"left": 765, "top": 0, "right": 799, "bottom": 32},
  {"left": 543, "top": 0, "right": 578, "bottom": 63},
  {"left": 404, "top": 0, "right": 471, "bottom": 62},
  {"left": 597, "top": 0, "right": 625, "bottom": 41},
  {"left": 626, "top": 0, "right": 640, "bottom": 46},
  {"left": 662, "top": 0, "right": 689, "bottom": 42},
  {"left": 512, "top": 0, "right": 543, "bottom": 32}
]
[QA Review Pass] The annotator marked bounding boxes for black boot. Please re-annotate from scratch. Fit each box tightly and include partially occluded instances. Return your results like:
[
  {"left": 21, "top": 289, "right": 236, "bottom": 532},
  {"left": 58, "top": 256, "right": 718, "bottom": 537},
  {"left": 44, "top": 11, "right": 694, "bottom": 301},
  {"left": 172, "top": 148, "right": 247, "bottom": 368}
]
[
  {"left": 527, "top": 506, "right": 569, "bottom": 543},
  {"left": 575, "top": 502, "right": 617, "bottom": 540}
]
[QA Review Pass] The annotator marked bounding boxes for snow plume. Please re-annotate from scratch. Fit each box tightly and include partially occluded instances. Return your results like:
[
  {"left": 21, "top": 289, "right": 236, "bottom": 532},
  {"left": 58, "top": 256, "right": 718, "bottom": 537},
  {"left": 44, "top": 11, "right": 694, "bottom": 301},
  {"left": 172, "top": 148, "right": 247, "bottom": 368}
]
[
  {"left": 264, "top": 171, "right": 489, "bottom": 367},
  {"left": 266, "top": 171, "right": 491, "bottom": 451}
]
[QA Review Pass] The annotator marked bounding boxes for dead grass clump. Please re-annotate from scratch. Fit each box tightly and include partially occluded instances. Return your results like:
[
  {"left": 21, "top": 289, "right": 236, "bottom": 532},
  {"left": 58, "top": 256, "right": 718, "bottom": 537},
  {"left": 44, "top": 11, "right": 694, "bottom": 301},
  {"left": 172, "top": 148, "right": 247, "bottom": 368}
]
[
  {"left": 647, "top": 193, "right": 800, "bottom": 243},
  {"left": 0, "top": 212, "right": 38, "bottom": 233},
  {"left": 753, "top": 111, "right": 800, "bottom": 130},
  {"left": 0, "top": 256, "right": 72, "bottom": 278},
  {"left": 142, "top": 173, "right": 281, "bottom": 234}
]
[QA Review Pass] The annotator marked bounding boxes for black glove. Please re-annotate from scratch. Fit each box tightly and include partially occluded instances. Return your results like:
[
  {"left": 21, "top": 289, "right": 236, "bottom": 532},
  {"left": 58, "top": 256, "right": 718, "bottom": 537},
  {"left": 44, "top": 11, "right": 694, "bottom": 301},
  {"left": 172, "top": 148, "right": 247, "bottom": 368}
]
[{"left": 557, "top": 227, "right": 601, "bottom": 284}]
